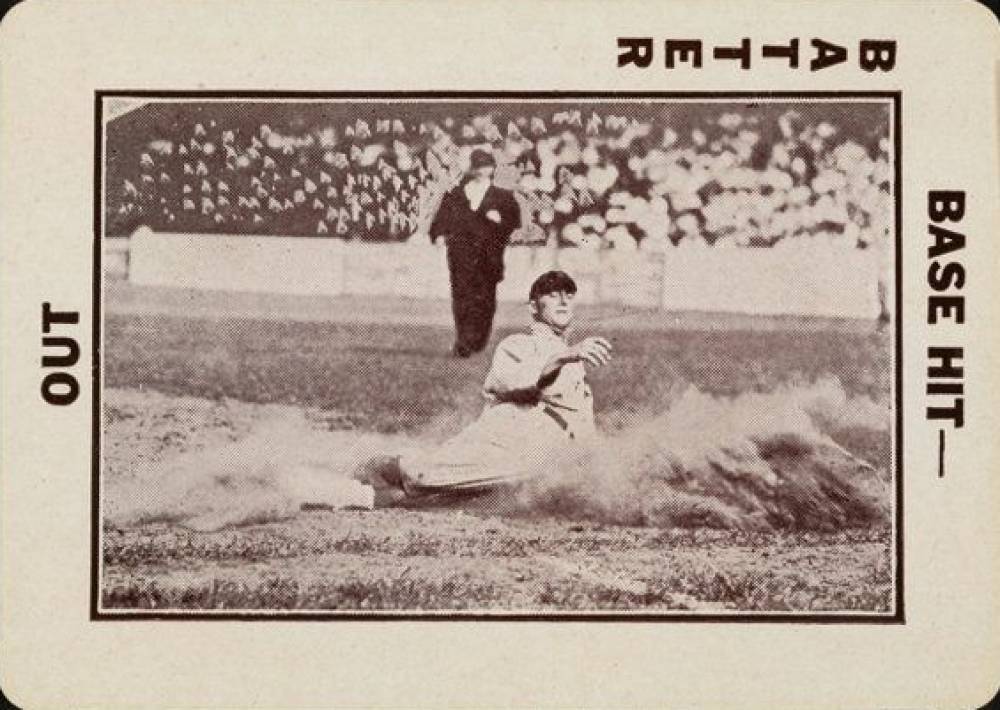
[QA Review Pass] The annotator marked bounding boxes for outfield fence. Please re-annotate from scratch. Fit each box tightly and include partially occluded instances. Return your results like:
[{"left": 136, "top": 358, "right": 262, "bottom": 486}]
[{"left": 112, "top": 230, "right": 884, "bottom": 318}]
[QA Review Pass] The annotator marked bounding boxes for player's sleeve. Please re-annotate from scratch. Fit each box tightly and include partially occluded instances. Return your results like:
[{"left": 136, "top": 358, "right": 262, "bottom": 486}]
[{"left": 483, "top": 335, "right": 547, "bottom": 403}]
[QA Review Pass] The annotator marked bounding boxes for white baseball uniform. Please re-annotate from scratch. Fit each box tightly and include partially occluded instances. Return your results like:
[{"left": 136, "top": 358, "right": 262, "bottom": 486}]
[{"left": 400, "top": 322, "right": 595, "bottom": 492}]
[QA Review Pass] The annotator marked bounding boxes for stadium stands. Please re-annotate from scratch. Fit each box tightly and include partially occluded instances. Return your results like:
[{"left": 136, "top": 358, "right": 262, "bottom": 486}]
[{"left": 106, "top": 104, "right": 892, "bottom": 251}]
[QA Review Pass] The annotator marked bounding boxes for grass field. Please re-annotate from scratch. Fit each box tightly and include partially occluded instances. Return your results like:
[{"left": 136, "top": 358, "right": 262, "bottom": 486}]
[{"left": 101, "top": 281, "right": 895, "bottom": 613}]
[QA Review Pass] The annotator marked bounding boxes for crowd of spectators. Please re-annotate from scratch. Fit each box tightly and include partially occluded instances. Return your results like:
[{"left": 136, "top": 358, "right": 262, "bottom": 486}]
[{"left": 108, "top": 105, "right": 892, "bottom": 251}]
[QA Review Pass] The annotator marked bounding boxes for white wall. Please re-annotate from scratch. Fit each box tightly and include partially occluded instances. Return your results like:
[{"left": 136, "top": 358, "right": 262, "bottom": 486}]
[
  {"left": 103, "top": 237, "right": 130, "bottom": 279},
  {"left": 129, "top": 229, "right": 346, "bottom": 296},
  {"left": 123, "top": 230, "right": 882, "bottom": 318}
]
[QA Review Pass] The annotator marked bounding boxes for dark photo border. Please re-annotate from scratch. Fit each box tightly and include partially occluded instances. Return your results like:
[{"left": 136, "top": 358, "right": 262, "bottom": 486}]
[{"left": 91, "top": 90, "right": 903, "bottom": 623}]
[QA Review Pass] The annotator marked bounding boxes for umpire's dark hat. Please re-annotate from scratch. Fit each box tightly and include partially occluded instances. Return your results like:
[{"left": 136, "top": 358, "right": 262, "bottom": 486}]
[
  {"left": 528, "top": 270, "right": 577, "bottom": 301},
  {"left": 469, "top": 149, "right": 496, "bottom": 169}
]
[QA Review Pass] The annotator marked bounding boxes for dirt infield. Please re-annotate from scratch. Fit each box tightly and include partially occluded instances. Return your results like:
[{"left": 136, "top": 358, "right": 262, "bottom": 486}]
[
  {"left": 101, "top": 390, "right": 892, "bottom": 612},
  {"left": 100, "top": 283, "right": 894, "bottom": 612}
]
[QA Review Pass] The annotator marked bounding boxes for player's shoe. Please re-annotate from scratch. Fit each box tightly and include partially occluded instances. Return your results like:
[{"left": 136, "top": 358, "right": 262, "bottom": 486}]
[{"left": 352, "top": 454, "right": 409, "bottom": 507}]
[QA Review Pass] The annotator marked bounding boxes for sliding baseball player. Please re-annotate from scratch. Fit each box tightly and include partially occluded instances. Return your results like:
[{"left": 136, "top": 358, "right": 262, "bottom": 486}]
[{"left": 361, "top": 269, "right": 612, "bottom": 501}]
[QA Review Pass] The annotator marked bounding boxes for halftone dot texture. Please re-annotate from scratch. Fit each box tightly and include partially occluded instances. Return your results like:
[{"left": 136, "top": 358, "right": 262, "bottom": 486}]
[
  {"left": 101, "top": 99, "right": 893, "bottom": 613},
  {"left": 101, "top": 303, "right": 891, "bottom": 613},
  {"left": 107, "top": 100, "right": 891, "bottom": 252}
]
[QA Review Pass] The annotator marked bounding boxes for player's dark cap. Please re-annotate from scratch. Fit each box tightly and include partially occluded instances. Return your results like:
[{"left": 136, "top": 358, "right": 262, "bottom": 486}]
[
  {"left": 469, "top": 149, "right": 495, "bottom": 169},
  {"left": 528, "top": 270, "right": 577, "bottom": 301}
]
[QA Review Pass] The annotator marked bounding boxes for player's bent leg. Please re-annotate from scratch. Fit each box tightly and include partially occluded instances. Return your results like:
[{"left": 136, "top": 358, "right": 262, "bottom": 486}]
[{"left": 352, "top": 454, "right": 404, "bottom": 487}]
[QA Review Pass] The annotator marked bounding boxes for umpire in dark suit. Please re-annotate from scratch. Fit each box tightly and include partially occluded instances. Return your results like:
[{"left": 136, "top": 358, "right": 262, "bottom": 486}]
[{"left": 429, "top": 149, "right": 520, "bottom": 357}]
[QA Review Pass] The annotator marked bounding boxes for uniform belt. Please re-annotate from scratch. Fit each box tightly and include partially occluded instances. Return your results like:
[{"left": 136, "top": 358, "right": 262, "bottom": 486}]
[{"left": 541, "top": 405, "right": 569, "bottom": 431}]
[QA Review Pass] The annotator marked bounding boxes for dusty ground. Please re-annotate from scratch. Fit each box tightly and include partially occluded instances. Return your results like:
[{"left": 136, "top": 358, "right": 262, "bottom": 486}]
[
  {"left": 102, "top": 391, "right": 891, "bottom": 612},
  {"left": 100, "top": 283, "right": 895, "bottom": 613}
]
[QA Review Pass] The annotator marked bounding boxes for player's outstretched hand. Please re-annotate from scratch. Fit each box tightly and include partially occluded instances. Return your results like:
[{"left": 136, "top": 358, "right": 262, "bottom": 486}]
[{"left": 570, "top": 336, "right": 613, "bottom": 367}]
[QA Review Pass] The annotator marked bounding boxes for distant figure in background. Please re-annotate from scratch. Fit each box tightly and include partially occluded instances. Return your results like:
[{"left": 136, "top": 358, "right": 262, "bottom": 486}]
[{"left": 429, "top": 149, "right": 520, "bottom": 357}]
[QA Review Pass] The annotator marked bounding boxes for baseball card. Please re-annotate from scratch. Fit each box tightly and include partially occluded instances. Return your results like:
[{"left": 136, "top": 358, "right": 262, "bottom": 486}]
[{"left": 1, "top": 0, "right": 998, "bottom": 707}]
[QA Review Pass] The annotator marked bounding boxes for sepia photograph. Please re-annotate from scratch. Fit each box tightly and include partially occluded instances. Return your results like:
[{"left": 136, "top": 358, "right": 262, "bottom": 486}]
[
  {"left": 97, "top": 94, "right": 899, "bottom": 617},
  {"left": 6, "top": 1, "right": 1000, "bottom": 705}
]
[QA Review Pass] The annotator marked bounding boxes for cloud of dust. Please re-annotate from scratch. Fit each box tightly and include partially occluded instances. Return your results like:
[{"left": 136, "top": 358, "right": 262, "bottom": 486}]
[
  {"left": 512, "top": 377, "right": 890, "bottom": 530},
  {"left": 105, "top": 378, "right": 890, "bottom": 532},
  {"left": 104, "top": 409, "right": 418, "bottom": 532}
]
